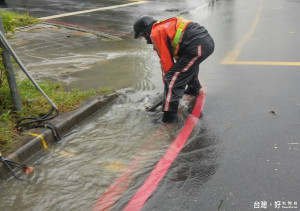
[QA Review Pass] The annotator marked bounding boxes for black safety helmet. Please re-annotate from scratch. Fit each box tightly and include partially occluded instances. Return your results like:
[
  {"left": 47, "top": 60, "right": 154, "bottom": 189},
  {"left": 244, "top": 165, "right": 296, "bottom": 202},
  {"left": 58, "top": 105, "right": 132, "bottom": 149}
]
[{"left": 133, "top": 15, "right": 156, "bottom": 39}]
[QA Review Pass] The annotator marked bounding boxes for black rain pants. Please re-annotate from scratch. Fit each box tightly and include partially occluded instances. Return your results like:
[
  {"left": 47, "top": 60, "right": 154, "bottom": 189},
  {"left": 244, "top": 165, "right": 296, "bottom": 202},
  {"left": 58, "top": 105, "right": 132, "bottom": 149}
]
[{"left": 163, "top": 36, "right": 215, "bottom": 113}]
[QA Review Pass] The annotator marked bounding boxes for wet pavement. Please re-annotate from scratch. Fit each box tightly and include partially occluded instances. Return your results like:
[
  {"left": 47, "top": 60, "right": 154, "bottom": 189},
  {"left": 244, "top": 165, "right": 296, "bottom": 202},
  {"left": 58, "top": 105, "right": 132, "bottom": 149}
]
[
  {"left": 1, "top": 0, "right": 300, "bottom": 210},
  {"left": 9, "top": 23, "right": 145, "bottom": 91}
]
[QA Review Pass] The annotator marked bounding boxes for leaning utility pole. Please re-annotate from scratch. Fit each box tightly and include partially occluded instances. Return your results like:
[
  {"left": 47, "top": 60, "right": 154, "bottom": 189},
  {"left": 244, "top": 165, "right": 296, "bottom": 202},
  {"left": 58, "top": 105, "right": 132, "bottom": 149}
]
[{"left": 0, "top": 15, "right": 22, "bottom": 111}]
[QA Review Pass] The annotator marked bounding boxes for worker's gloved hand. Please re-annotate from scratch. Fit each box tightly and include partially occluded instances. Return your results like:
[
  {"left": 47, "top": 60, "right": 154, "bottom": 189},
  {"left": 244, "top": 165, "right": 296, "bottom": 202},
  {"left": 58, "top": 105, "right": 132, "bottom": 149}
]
[{"left": 162, "top": 111, "right": 178, "bottom": 123}]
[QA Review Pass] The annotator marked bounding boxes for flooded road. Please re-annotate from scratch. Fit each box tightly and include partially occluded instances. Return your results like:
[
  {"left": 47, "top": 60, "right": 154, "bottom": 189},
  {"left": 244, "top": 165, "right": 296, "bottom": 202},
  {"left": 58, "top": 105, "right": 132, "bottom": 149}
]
[
  {"left": 1, "top": 0, "right": 300, "bottom": 210},
  {"left": 0, "top": 94, "right": 188, "bottom": 210},
  {"left": 5, "top": 0, "right": 214, "bottom": 91},
  {"left": 10, "top": 24, "right": 150, "bottom": 91}
]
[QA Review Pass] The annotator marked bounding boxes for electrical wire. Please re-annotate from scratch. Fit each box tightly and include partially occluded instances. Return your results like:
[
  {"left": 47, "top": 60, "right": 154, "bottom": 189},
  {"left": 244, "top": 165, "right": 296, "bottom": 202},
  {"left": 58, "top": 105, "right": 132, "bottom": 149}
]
[
  {"left": 0, "top": 154, "right": 34, "bottom": 181},
  {"left": 16, "top": 107, "right": 61, "bottom": 141}
]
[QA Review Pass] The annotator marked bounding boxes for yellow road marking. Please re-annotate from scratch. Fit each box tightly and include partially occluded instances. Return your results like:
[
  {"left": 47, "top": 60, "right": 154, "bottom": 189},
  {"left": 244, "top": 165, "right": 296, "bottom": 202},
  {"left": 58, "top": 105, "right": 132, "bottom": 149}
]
[
  {"left": 104, "top": 162, "right": 127, "bottom": 172},
  {"left": 221, "top": 0, "right": 300, "bottom": 66},
  {"left": 28, "top": 133, "right": 48, "bottom": 149},
  {"left": 11, "top": 40, "right": 30, "bottom": 45},
  {"left": 222, "top": 0, "right": 263, "bottom": 64},
  {"left": 39, "top": 1, "right": 149, "bottom": 20}
]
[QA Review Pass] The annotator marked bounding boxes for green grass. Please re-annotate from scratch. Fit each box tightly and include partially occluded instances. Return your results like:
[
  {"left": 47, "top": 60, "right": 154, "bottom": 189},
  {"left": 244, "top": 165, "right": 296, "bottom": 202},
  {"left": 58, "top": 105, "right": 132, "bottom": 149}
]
[
  {"left": 0, "top": 79, "right": 112, "bottom": 152},
  {"left": 0, "top": 10, "right": 42, "bottom": 34},
  {"left": 0, "top": 11, "right": 111, "bottom": 154}
]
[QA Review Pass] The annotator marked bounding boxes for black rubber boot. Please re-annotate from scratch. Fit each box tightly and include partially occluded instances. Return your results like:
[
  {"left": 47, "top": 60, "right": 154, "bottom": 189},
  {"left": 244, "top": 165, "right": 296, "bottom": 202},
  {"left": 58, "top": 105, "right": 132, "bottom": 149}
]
[
  {"left": 184, "top": 87, "right": 199, "bottom": 95},
  {"left": 162, "top": 111, "right": 178, "bottom": 123}
]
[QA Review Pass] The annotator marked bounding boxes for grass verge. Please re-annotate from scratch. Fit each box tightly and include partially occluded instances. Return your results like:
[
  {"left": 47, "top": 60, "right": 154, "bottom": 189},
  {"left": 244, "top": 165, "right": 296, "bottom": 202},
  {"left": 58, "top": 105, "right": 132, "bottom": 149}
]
[
  {"left": 0, "top": 11, "right": 111, "bottom": 156},
  {"left": 0, "top": 79, "right": 112, "bottom": 154},
  {"left": 0, "top": 10, "right": 42, "bottom": 35}
]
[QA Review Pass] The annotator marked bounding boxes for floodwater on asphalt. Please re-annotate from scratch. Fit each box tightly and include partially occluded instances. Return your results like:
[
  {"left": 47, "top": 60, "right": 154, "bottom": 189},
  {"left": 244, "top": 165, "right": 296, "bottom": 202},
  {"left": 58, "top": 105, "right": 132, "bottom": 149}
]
[
  {"left": 1, "top": 0, "right": 300, "bottom": 210},
  {"left": 0, "top": 21, "right": 213, "bottom": 211},
  {"left": 10, "top": 24, "right": 153, "bottom": 92},
  {"left": 0, "top": 66, "right": 203, "bottom": 211},
  {"left": 0, "top": 93, "right": 192, "bottom": 211}
]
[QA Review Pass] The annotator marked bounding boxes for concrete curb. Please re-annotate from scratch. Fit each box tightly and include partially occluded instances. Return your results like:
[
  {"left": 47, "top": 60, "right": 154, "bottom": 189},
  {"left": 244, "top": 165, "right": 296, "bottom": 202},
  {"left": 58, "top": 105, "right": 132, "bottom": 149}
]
[{"left": 0, "top": 92, "right": 118, "bottom": 178}]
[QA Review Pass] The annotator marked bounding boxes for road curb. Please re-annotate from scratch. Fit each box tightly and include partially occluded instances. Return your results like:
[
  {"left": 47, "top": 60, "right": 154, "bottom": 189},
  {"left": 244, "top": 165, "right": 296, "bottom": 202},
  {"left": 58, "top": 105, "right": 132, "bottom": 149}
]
[{"left": 0, "top": 92, "right": 119, "bottom": 178}]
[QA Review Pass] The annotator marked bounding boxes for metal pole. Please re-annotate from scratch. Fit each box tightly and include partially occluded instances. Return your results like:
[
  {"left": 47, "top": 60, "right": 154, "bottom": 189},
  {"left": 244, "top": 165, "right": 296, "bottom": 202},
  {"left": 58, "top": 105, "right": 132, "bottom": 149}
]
[
  {"left": 0, "top": 22, "right": 58, "bottom": 110},
  {"left": 0, "top": 16, "right": 22, "bottom": 111}
]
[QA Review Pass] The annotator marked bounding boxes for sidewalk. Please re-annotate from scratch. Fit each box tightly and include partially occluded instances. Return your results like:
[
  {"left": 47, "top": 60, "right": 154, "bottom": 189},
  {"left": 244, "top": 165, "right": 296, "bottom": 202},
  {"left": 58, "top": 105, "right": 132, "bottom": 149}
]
[
  {"left": 10, "top": 21, "right": 137, "bottom": 91},
  {"left": 11, "top": 22, "right": 122, "bottom": 84},
  {"left": 0, "top": 22, "right": 124, "bottom": 178}
]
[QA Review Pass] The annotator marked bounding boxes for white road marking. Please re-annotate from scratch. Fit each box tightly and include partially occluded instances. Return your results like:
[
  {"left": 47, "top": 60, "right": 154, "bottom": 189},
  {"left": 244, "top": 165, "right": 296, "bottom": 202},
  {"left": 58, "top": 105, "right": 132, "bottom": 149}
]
[
  {"left": 193, "top": 2, "right": 209, "bottom": 11},
  {"left": 39, "top": 1, "right": 149, "bottom": 20}
]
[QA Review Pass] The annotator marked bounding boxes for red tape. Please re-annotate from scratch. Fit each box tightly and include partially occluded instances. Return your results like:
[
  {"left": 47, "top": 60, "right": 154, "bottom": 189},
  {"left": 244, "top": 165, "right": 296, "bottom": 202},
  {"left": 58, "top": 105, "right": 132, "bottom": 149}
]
[
  {"left": 93, "top": 90, "right": 206, "bottom": 211},
  {"left": 123, "top": 90, "right": 205, "bottom": 211},
  {"left": 44, "top": 19, "right": 130, "bottom": 37}
]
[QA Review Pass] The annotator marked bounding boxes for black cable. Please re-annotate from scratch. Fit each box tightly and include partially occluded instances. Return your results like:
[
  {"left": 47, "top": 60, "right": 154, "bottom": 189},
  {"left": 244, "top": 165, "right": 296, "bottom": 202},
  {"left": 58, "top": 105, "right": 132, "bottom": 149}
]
[
  {"left": 16, "top": 107, "right": 61, "bottom": 141},
  {"left": 0, "top": 155, "right": 31, "bottom": 181},
  {"left": 43, "top": 123, "right": 61, "bottom": 141}
]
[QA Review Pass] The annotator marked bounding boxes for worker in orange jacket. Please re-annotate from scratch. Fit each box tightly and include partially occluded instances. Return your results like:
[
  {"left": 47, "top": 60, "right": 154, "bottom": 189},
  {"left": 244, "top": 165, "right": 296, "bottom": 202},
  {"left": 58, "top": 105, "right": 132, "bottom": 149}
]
[{"left": 134, "top": 16, "right": 214, "bottom": 123}]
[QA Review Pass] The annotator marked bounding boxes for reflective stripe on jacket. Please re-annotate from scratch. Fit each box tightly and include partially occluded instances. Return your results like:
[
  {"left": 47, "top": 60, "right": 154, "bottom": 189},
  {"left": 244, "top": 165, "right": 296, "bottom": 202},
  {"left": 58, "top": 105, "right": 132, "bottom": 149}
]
[{"left": 150, "top": 17, "right": 191, "bottom": 75}]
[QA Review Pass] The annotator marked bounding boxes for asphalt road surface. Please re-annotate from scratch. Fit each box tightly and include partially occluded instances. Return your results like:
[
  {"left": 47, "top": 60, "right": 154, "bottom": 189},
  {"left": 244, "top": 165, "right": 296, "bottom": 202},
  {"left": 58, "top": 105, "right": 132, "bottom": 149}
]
[{"left": 1, "top": 0, "right": 299, "bottom": 210}]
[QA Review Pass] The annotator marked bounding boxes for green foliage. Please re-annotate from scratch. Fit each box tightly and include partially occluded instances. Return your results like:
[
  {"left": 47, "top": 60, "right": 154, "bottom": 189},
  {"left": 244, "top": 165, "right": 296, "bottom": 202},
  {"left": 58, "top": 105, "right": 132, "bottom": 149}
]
[
  {"left": 0, "top": 10, "right": 42, "bottom": 34},
  {"left": 0, "top": 10, "right": 41, "bottom": 88},
  {"left": 0, "top": 78, "right": 112, "bottom": 151},
  {"left": 0, "top": 10, "right": 112, "bottom": 153}
]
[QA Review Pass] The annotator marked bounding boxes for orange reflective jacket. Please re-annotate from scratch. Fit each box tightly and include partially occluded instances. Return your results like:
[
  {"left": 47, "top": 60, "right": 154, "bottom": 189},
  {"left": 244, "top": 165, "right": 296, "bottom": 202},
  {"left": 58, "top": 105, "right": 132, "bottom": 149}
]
[{"left": 150, "top": 17, "right": 191, "bottom": 75}]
